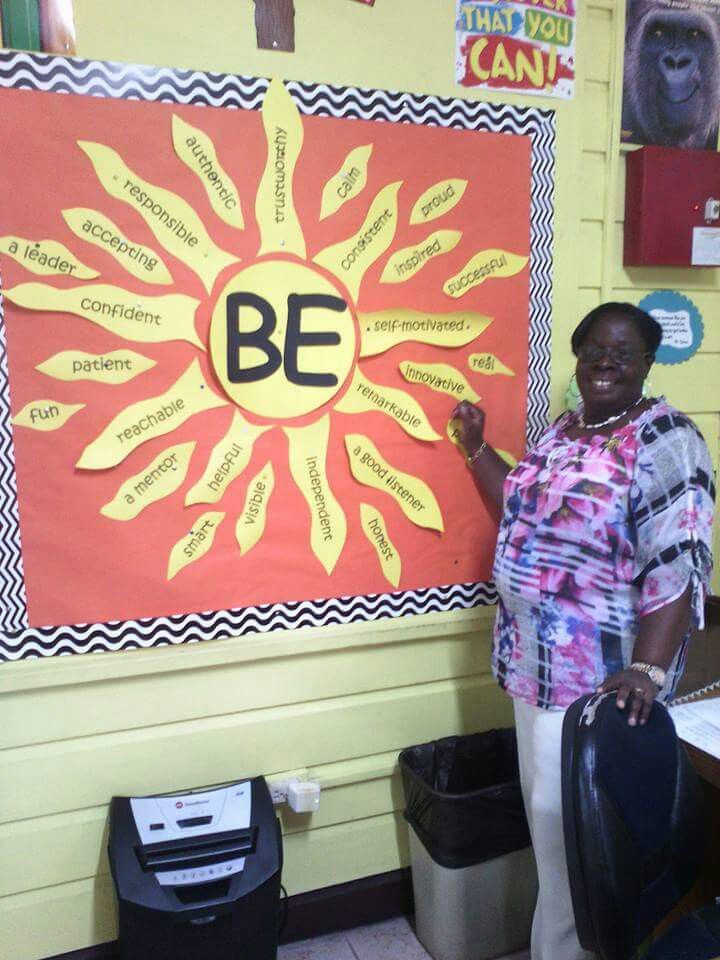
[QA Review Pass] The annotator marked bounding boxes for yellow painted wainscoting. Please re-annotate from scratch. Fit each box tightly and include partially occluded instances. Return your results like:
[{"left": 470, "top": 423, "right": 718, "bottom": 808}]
[{"left": 1, "top": 609, "right": 506, "bottom": 960}]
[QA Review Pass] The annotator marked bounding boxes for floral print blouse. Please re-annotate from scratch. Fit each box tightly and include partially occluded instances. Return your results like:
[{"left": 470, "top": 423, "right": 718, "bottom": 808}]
[{"left": 492, "top": 399, "right": 715, "bottom": 709}]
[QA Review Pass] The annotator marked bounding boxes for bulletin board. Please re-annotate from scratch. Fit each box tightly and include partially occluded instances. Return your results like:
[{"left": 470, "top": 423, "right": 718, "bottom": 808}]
[{"left": 0, "top": 52, "right": 554, "bottom": 659}]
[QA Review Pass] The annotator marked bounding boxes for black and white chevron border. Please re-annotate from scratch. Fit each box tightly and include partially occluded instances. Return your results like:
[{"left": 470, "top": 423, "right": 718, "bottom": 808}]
[{"left": 0, "top": 52, "right": 554, "bottom": 660}]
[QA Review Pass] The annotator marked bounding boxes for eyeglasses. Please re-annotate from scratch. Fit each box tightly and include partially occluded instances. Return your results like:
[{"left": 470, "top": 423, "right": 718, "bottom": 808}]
[{"left": 576, "top": 344, "right": 649, "bottom": 365}]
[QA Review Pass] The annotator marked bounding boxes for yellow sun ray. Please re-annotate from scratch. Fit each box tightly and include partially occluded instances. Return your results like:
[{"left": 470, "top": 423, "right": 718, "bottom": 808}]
[
  {"left": 319, "top": 144, "right": 373, "bottom": 221},
  {"left": 101, "top": 442, "right": 196, "bottom": 520},
  {"left": 77, "top": 140, "right": 239, "bottom": 293},
  {"left": 345, "top": 433, "right": 443, "bottom": 532},
  {"left": 167, "top": 511, "right": 225, "bottom": 580},
  {"left": 37, "top": 349, "right": 156, "bottom": 384},
  {"left": 0, "top": 235, "right": 98, "bottom": 279},
  {"left": 172, "top": 115, "right": 244, "bottom": 229},
  {"left": 443, "top": 249, "right": 528, "bottom": 298},
  {"left": 62, "top": 208, "right": 173, "bottom": 285},
  {"left": 380, "top": 230, "right": 462, "bottom": 284},
  {"left": 184, "top": 410, "right": 272, "bottom": 506},
  {"left": 468, "top": 352, "right": 515, "bottom": 376},
  {"left": 4, "top": 282, "right": 204, "bottom": 349},
  {"left": 399, "top": 360, "right": 480, "bottom": 404},
  {"left": 359, "top": 502, "right": 401, "bottom": 588},
  {"left": 255, "top": 78, "right": 306, "bottom": 258},
  {"left": 335, "top": 368, "right": 440, "bottom": 441},
  {"left": 13, "top": 400, "right": 84, "bottom": 431},
  {"left": 313, "top": 180, "right": 402, "bottom": 301},
  {"left": 285, "top": 415, "right": 347, "bottom": 574},
  {"left": 358, "top": 308, "right": 492, "bottom": 358},
  {"left": 76, "top": 358, "right": 227, "bottom": 470},
  {"left": 236, "top": 461, "right": 275, "bottom": 555},
  {"left": 410, "top": 179, "right": 468, "bottom": 225},
  {"left": 446, "top": 421, "right": 518, "bottom": 467}
]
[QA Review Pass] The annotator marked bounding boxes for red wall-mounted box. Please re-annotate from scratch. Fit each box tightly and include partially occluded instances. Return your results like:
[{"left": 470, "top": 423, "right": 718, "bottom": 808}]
[{"left": 624, "top": 145, "right": 720, "bottom": 267}]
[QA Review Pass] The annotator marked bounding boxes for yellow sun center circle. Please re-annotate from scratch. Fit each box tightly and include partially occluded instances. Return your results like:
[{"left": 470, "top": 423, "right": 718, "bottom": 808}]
[{"left": 209, "top": 259, "right": 357, "bottom": 420}]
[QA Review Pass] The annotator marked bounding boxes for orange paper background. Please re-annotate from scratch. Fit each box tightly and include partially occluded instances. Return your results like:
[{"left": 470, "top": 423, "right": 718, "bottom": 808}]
[{"left": 0, "top": 86, "right": 531, "bottom": 628}]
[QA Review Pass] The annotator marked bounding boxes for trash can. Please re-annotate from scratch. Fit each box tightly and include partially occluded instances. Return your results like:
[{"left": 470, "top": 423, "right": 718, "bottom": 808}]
[{"left": 399, "top": 729, "right": 538, "bottom": 960}]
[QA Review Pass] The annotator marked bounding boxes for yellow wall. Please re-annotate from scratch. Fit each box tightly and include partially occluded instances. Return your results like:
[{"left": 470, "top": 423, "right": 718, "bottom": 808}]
[{"left": 1, "top": 3, "right": 718, "bottom": 959}]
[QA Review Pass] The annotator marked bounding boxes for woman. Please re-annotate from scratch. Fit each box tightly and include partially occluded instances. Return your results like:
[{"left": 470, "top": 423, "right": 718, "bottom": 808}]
[{"left": 452, "top": 302, "right": 715, "bottom": 960}]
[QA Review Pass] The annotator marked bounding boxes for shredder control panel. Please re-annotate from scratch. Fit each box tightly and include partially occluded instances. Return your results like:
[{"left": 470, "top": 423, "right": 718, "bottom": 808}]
[{"left": 130, "top": 782, "right": 252, "bottom": 886}]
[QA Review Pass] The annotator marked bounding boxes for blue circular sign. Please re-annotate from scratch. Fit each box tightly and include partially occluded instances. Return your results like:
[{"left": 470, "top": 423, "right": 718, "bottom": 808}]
[{"left": 638, "top": 290, "right": 704, "bottom": 365}]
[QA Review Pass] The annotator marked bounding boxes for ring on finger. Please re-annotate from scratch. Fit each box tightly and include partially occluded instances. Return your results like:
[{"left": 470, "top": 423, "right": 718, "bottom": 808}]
[{"left": 634, "top": 687, "right": 645, "bottom": 696}]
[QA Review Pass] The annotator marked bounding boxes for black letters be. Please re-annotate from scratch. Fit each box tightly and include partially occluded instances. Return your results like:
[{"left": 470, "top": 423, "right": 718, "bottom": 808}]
[{"left": 226, "top": 292, "right": 346, "bottom": 387}]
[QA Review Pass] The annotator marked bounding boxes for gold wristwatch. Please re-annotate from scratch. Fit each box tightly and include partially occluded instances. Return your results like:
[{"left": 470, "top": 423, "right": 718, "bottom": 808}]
[{"left": 630, "top": 661, "right": 666, "bottom": 689}]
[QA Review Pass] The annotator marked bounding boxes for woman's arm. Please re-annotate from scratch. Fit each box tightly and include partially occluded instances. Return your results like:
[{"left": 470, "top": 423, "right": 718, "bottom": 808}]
[
  {"left": 598, "top": 585, "right": 692, "bottom": 726},
  {"left": 451, "top": 400, "right": 510, "bottom": 516}
]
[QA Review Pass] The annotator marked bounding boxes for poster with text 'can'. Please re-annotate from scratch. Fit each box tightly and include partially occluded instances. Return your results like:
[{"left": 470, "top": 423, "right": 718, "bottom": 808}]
[
  {"left": 0, "top": 52, "right": 553, "bottom": 659},
  {"left": 456, "top": 0, "right": 576, "bottom": 98}
]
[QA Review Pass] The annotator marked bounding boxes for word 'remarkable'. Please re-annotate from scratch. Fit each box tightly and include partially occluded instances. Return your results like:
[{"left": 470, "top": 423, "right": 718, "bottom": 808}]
[{"left": 335, "top": 370, "right": 440, "bottom": 442}]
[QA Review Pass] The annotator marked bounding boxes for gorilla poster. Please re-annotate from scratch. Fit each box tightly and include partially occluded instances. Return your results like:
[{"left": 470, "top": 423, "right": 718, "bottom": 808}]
[{"left": 622, "top": 0, "right": 720, "bottom": 150}]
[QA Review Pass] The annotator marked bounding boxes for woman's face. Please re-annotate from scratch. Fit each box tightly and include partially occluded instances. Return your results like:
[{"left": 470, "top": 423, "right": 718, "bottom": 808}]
[{"left": 575, "top": 314, "right": 652, "bottom": 417}]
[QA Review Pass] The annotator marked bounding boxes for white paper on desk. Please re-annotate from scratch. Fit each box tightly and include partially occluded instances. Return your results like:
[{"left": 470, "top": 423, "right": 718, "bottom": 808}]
[{"left": 669, "top": 699, "right": 720, "bottom": 760}]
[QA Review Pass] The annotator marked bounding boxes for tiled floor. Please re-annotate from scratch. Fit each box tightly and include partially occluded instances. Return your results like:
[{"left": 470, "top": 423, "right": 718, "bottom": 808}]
[{"left": 278, "top": 916, "right": 531, "bottom": 960}]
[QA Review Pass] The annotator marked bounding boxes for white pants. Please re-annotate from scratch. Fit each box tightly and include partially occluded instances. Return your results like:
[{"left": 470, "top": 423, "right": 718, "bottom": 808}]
[{"left": 513, "top": 699, "right": 596, "bottom": 960}]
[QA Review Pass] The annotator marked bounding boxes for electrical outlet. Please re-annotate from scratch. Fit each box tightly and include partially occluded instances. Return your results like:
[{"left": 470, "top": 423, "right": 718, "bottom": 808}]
[{"left": 268, "top": 780, "right": 289, "bottom": 805}]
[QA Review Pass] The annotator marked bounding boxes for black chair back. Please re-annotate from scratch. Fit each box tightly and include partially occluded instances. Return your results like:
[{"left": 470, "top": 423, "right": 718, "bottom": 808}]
[{"left": 561, "top": 693, "right": 707, "bottom": 960}]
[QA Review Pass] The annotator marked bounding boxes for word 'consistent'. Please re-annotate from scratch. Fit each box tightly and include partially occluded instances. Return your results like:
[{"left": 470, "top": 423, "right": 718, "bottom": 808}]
[{"left": 341, "top": 209, "right": 393, "bottom": 271}]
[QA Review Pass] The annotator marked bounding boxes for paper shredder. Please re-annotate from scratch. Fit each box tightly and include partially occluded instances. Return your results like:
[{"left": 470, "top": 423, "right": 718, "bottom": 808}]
[{"left": 109, "top": 776, "right": 282, "bottom": 960}]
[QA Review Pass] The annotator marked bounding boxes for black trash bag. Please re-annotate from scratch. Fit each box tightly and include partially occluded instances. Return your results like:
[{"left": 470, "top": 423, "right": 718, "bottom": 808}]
[{"left": 399, "top": 728, "right": 531, "bottom": 870}]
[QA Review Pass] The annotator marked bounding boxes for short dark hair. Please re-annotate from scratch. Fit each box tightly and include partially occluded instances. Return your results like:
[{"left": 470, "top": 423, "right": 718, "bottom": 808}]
[{"left": 571, "top": 302, "right": 663, "bottom": 359}]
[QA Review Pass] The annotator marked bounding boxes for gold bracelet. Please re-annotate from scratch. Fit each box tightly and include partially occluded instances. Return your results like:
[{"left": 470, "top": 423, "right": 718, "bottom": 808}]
[
  {"left": 466, "top": 441, "right": 487, "bottom": 468},
  {"left": 630, "top": 661, "right": 666, "bottom": 688}
]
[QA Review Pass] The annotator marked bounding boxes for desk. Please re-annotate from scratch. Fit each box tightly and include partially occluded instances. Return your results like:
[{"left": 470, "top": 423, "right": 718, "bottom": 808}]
[{"left": 677, "top": 692, "right": 720, "bottom": 917}]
